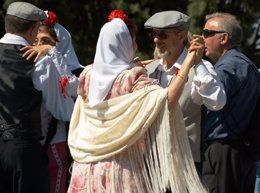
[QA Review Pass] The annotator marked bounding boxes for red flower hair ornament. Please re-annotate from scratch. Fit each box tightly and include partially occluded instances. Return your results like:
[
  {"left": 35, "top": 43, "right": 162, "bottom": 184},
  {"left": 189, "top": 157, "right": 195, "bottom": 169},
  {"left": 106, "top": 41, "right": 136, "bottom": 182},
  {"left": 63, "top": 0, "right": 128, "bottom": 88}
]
[
  {"left": 108, "top": 9, "right": 128, "bottom": 23},
  {"left": 43, "top": 11, "right": 58, "bottom": 28}
]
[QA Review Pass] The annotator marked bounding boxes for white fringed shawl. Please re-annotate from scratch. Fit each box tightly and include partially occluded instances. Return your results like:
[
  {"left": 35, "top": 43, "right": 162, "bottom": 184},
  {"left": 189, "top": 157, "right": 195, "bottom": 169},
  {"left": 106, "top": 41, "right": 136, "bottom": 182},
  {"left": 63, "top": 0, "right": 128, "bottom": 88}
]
[{"left": 68, "top": 85, "right": 207, "bottom": 193}]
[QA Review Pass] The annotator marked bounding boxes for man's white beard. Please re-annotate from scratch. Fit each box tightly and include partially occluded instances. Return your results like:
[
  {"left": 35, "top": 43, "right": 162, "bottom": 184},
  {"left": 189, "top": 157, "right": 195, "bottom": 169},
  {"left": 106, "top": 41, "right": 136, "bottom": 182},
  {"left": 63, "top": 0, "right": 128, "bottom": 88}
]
[
  {"left": 157, "top": 44, "right": 178, "bottom": 59},
  {"left": 158, "top": 50, "right": 170, "bottom": 59}
]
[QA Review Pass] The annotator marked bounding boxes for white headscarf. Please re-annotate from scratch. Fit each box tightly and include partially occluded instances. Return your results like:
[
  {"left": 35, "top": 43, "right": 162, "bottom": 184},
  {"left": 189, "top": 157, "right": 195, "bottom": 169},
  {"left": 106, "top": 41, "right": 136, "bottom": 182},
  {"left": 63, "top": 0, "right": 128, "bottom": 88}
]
[
  {"left": 88, "top": 18, "right": 135, "bottom": 107},
  {"left": 54, "top": 23, "right": 84, "bottom": 72},
  {"left": 44, "top": 10, "right": 83, "bottom": 72}
]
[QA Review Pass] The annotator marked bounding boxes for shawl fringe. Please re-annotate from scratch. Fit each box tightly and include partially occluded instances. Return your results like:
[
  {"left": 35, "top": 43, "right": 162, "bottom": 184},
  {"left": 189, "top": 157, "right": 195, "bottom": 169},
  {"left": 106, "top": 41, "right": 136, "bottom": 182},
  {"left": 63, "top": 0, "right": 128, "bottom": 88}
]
[{"left": 68, "top": 85, "right": 207, "bottom": 193}]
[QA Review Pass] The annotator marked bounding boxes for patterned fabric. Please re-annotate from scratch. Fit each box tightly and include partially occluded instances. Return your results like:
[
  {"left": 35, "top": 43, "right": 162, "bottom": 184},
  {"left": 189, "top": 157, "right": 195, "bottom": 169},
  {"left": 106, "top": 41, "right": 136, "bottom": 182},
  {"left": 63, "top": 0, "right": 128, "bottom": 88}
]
[
  {"left": 78, "top": 65, "right": 158, "bottom": 101},
  {"left": 68, "top": 65, "right": 158, "bottom": 193},
  {"left": 47, "top": 142, "right": 68, "bottom": 193},
  {"left": 67, "top": 65, "right": 207, "bottom": 193}
]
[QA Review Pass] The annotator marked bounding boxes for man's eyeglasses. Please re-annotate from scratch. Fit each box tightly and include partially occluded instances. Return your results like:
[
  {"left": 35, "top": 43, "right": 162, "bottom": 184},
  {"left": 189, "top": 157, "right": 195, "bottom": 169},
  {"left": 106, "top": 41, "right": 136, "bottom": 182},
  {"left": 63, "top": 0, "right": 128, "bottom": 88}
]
[
  {"left": 149, "top": 29, "right": 181, "bottom": 40},
  {"left": 150, "top": 31, "right": 168, "bottom": 39},
  {"left": 202, "top": 29, "right": 227, "bottom": 38}
]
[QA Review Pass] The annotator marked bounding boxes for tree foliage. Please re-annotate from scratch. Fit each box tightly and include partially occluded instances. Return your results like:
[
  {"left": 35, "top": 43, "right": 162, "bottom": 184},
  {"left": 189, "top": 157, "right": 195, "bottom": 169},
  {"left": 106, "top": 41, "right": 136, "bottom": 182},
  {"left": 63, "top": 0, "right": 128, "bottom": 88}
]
[
  {"left": 187, "top": 0, "right": 260, "bottom": 66},
  {"left": 1, "top": 0, "right": 259, "bottom": 66}
]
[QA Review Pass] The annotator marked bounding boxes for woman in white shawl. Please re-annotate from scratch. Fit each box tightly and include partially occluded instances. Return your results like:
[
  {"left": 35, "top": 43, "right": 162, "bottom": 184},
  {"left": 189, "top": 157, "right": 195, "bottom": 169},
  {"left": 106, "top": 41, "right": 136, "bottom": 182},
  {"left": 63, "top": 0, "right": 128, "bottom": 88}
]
[{"left": 67, "top": 10, "right": 207, "bottom": 193}]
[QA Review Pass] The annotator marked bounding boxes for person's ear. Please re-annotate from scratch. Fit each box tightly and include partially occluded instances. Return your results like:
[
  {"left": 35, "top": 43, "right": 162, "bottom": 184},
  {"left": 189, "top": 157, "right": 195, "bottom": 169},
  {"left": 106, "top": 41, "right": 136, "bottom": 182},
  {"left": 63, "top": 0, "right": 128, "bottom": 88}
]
[
  {"left": 178, "top": 31, "right": 188, "bottom": 42},
  {"left": 220, "top": 33, "right": 229, "bottom": 45}
]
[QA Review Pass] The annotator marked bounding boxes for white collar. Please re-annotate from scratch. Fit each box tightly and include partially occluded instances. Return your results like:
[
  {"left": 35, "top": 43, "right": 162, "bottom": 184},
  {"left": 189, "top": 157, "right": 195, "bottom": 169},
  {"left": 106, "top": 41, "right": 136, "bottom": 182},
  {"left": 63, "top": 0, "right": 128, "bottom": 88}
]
[
  {"left": 0, "top": 33, "right": 29, "bottom": 46},
  {"left": 157, "top": 47, "right": 188, "bottom": 71}
]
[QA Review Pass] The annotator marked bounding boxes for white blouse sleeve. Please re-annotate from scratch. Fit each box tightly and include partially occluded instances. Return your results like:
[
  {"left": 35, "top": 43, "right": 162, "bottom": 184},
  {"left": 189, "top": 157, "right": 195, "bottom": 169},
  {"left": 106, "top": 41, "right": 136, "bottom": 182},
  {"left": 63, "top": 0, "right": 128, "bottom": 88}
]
[
  {"left": 32, "top": 47, "right": 79, "bottom": 121},
  {"left": 191, "top": 60, "right": 226, "bottom": 111}
]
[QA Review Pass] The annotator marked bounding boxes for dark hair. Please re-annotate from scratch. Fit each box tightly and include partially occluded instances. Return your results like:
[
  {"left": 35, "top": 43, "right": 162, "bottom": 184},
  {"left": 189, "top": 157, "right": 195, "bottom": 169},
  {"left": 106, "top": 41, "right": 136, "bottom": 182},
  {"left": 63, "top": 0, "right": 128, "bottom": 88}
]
[
  {"left": 39, "top": 24, "right": 59, "bottom": 43},
  {"left": 5, "top": 15, "right": 37, "bottom": 33},
  {"left": 125, "top": 19, "right": 138, "bottom": 38}
]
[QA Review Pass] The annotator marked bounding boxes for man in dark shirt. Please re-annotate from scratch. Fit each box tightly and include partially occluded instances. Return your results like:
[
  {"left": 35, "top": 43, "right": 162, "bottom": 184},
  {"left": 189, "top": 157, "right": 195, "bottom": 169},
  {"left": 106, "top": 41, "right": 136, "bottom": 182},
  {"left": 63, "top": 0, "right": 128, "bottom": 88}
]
[
  {"left": 201, "top": 12, "right": 260, "bottom": 193},
  {"left": 0, "top": 2, "right": 50, "bottom": 193}
]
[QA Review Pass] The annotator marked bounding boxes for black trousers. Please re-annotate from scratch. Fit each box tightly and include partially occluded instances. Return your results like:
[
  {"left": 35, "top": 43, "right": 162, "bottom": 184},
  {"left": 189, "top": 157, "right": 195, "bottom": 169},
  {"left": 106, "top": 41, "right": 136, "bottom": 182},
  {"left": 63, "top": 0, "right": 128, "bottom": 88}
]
[
  {"left": 0, "top": 139, "right": 50, "bottom": 193},
  {"left": 201, "top": 141, "right": 256, "bottom": 193}
]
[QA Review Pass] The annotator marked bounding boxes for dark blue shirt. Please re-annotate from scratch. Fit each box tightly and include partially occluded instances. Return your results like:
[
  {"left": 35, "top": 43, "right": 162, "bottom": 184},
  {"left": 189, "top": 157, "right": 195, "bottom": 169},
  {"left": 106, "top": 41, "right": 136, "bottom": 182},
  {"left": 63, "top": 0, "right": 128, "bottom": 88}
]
[{"left": 203, "top": 48, "right": 260, "bottom": 142}]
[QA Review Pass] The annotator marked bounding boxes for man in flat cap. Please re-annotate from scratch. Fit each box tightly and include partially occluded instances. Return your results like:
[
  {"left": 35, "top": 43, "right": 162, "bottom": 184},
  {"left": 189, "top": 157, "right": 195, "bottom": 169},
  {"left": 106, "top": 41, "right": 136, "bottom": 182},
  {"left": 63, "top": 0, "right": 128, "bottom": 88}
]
[
  {"left": 0, "top": 2, "right": 50, "bottom": 193},
  {"left": 144, "top": 10, "right": 227, "bottom": 192}
]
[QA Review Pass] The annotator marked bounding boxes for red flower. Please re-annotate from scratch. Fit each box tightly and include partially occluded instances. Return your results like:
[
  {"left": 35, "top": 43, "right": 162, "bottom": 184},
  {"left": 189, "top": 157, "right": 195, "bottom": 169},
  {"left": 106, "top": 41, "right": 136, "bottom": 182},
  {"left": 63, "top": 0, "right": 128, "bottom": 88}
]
[
  {"left": 175, "top": 68, "right": 180, "bottom": 76},
  {"left": 43, "top": 11, "right": 58, "bottom": 27},
  {"left": 108, "top": 9, "right": 128, "bottom": 23},
  {"left": 60, "top": 76, "right": 69, "bottom": 98}
]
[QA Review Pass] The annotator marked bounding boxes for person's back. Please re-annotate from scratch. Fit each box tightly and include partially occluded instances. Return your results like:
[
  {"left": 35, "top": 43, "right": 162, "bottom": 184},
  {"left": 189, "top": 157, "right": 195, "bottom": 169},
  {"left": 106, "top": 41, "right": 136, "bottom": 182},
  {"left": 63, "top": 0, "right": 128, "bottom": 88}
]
[
  {"left": 67, "top": 10, "right": 207, "bottom": 193},
  {"left": 0, "top": 43, "right": 42, "bottom": 135},
  {"left": 0, "top": 2, "right": 50, "bottom": 193}
]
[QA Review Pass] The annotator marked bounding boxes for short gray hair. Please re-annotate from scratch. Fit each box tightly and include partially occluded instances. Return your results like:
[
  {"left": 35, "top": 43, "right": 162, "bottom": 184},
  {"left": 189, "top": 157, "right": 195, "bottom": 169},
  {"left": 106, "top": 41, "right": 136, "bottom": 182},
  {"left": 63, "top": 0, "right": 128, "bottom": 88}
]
[{"left": 205, "top": 12, "right": 243, "bottom": 47}]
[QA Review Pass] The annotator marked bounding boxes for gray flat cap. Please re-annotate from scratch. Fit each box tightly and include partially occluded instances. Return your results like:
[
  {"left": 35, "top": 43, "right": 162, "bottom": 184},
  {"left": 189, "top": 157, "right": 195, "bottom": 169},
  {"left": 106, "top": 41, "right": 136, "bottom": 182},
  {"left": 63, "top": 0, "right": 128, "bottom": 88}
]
[
  {"left": 6, "top": 2, "right": 46, "bottom": 21},
  {"left": 144, "top": 11, "right": 190, "bottom": 30}
]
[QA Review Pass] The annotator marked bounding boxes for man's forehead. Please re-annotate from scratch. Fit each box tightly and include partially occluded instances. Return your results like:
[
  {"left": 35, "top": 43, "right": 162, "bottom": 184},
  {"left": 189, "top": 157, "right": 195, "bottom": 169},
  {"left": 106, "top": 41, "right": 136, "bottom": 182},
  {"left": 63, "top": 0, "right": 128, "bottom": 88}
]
[{"left": 152, "top": 28, "right": 180, "bottom": 33}]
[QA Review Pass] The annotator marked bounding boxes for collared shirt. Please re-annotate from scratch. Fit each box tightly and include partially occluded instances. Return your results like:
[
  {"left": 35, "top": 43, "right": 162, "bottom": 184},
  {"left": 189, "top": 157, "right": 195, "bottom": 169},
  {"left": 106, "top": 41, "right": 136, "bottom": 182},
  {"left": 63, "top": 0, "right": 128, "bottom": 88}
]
[
  {"left": 147, "top": 47, "right": 226, "bottom": 162},
  {"left": 0, "top": 33, "right": 78, "bottom": 122},
  {"left": 148, "top": 47, "right": 226, "bottom": 111},
  {"left": 0, "top": 33, "right": 29, "bottom": 45},
  {"left": 149, "top": 48, "right": 184, "bottom": 87}
]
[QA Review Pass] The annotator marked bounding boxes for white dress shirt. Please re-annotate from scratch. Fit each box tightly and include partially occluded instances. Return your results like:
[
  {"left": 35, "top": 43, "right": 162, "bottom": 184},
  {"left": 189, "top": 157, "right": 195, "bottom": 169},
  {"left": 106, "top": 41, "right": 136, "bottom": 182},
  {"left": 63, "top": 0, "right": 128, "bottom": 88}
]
[{"left": 146, "top": 47, "right": 226, "bottom": 110}]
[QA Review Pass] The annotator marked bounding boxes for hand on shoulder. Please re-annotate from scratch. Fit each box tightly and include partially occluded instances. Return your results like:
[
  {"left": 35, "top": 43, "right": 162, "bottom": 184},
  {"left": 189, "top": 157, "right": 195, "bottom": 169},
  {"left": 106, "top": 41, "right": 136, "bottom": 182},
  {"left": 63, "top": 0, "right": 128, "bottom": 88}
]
[{"left": 20, "top": 44, "right": 53, "bottom": 62}]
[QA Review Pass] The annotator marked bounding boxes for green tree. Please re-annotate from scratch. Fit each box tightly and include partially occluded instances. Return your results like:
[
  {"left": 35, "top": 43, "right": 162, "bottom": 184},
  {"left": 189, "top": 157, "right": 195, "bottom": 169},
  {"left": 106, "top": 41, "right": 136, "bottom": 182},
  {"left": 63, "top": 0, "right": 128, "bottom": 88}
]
[
  {"left": 187, "top": 0, "right": 260, "bottom": 66},
  {"left": 1, "top": 0, "right": 260, "bottom": 66},
  {"left": 1, "top": 0, "right": 190, "bottom": 63}
]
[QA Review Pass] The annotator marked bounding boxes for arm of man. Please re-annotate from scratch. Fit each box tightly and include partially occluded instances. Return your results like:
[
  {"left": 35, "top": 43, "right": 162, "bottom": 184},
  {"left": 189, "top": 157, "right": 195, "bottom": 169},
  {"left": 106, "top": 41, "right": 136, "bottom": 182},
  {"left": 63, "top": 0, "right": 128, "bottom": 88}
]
[{"left": 191, "top": 60, "right": 226, "bottom": 110}]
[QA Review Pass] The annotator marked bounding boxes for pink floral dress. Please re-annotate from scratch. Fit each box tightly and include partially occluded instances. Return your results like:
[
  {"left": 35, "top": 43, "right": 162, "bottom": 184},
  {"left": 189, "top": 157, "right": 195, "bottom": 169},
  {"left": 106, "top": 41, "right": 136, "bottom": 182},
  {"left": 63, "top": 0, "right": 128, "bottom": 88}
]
[{"left": 67, "top": 65, "right": 158, "bottom": 193}]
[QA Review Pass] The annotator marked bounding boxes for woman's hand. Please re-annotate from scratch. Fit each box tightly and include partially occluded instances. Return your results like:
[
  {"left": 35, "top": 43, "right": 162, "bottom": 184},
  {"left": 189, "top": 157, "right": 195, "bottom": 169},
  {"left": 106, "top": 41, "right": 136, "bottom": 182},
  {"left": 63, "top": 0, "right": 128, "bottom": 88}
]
[
  {"left": 189, "top": 35, "right": 205, "bottom": 65},
  {"left": 20, "top": 45, "right": 53, "bottom": 62},
  {"left": 134, "top": 57, "right": 154, "bottom": 67}
]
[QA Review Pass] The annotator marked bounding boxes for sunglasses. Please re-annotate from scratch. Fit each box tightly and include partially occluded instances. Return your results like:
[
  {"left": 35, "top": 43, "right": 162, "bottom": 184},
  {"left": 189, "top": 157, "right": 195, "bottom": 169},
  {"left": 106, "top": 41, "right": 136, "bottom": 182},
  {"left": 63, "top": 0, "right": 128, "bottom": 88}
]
[
  {"left": 202, "top": 29, "right": 227, "bottom": 38},
  {"left": 150, "top": 31, "right": 168, "bottom": 39},
  {"left": 149, "top": 29, "right": 181, "bottom": 40}
]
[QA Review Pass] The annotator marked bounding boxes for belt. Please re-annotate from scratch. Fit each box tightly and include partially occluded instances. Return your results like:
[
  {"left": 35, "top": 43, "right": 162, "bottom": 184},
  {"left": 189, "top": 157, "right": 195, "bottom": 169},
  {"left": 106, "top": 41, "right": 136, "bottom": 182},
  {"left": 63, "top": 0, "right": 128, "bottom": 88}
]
[{"left": 205, "top": 138, "right": 249, "bottom": 149}]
